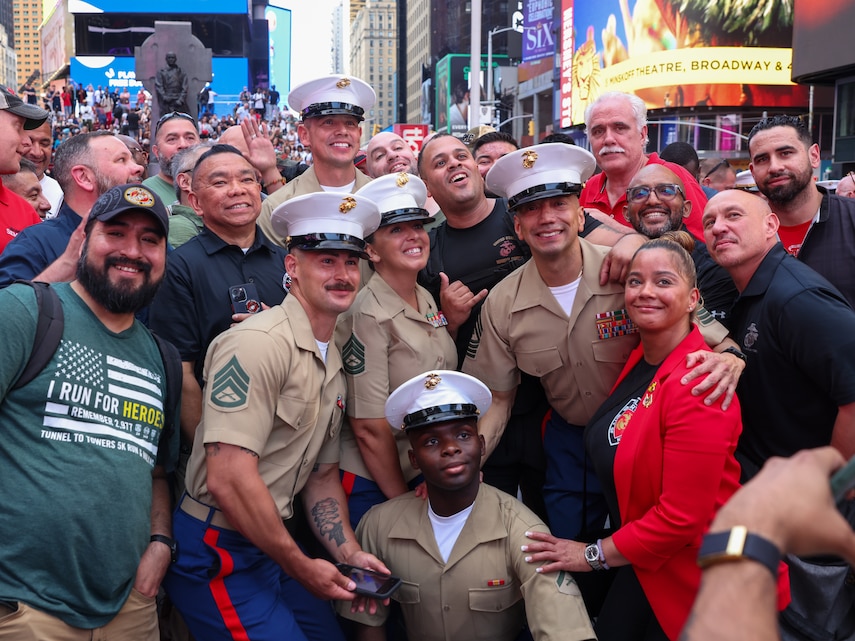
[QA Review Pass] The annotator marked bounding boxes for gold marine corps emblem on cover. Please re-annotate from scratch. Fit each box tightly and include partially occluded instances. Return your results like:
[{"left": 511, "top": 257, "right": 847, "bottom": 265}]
[
  {"left": 396, "top": 172, "right": 409, "bottom": 187},
  {"left": 424, "top": 373, "right": 442, "bottom": 390},
  {"left": 339, "top": 196, "right": 357, "bottom": 213},
  {"left": 336, "top": 78, "right": 351, "bottom": 89},
  {"left": 522, "top": 150, "right": 538, "bottom": 169}
]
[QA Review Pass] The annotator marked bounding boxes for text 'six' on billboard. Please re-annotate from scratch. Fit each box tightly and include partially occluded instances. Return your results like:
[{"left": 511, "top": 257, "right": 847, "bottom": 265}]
[
  {"left": 523, "top": 0, "right": 556, "bottom": 63},
  {"left": 569, "top": 0, "right": 803, "bottom": 125}
]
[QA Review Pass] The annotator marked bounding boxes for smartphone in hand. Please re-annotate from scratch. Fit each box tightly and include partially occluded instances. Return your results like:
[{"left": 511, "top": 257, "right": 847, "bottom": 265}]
[
  {"left": 336, "top": 563, "right": 402, "bottom": 599},
  {"left": 229, "top": 283, "right": 262, "bottom": 315}
]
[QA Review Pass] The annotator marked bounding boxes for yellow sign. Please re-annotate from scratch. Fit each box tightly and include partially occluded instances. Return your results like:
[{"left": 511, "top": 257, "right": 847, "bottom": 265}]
[{"left": 601, "top": 47, "right": 794, "bottom": 93}]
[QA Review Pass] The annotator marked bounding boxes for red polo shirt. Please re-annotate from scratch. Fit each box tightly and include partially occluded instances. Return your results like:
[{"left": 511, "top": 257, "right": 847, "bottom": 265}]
[
  {"left": 580, "top": 152, "right": 707, "bottom": 240},
  {"left": 0, "top": 181, "right": 42, "bottom": 254}
]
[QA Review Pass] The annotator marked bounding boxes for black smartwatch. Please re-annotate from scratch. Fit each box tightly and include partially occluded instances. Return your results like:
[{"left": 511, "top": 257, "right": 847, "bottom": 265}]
[
  {"left": 722, "top": 346, "right": 748, "bottom": 365},
  {"left": 150, "top": 534, "right": 178, "bottom": 564}
]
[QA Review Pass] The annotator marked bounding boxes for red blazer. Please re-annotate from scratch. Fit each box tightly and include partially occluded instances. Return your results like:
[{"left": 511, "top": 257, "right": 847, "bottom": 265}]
[{"left": 610, "top": 327, "right": 744, "bottom": 639}]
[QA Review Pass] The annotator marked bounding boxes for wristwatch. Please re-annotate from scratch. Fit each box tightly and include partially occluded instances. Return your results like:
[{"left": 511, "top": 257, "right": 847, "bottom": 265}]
[
  {"left": 150, "top": 534, "right": 178, "bottom": 564},
  {"left": 697, "top": 526, "right": 779, "bottom": 578},
  {"left": 584, "top": 542, "right": 605, "bottom": 571}
]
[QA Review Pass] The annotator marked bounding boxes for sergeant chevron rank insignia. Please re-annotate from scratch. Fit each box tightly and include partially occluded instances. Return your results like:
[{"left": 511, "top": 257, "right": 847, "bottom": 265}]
[
  {"left": 342, "top": 334, "right": 366, "bottom": 375},
  {"left": 210, "top": 355, "right": 250, "bottom": 408}
]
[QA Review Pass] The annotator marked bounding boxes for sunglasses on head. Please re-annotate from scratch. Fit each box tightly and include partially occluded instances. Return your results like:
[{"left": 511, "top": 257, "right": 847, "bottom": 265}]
[
  {"left": 703, "top": 159, "right": 730, "bottom": 180},
  {"left": 155, "top": 111, "right": 195, "bottom": 134}
]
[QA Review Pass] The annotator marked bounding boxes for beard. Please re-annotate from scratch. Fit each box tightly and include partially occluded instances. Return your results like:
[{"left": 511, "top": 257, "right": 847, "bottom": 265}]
[
  {"left": 154, "top": 150, "right": 175, "bottom": 179},
  {"left": 761, "top": 166, "right": 813, "bottom": 205},
  {"left": 92, "top": 167, "right": 131, "bottom": 196},
  {"left": 77, "top": 243, "right": 162, "bottom": 314},
  {"left": 632, "top": 209, "right": 682, "bottom": 238}
]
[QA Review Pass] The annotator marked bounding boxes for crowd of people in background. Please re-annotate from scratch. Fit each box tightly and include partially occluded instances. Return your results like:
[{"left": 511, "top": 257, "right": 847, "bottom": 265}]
[
  {"left": 3, "top": 73, "right": 855, "bottom": 641},
  {"left": 26, "top": 81, "right": 311, "bottom": 185}
]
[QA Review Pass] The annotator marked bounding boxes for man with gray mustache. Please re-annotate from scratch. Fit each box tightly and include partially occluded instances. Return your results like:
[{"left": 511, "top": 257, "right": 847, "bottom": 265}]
[{"left": 580, "top": 91, "right": 708, "bottom": 240}]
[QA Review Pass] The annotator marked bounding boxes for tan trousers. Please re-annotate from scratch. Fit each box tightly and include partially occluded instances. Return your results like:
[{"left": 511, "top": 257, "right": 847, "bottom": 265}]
[{"left": 0, "top": 588, "right": 158, "bottom": 641}]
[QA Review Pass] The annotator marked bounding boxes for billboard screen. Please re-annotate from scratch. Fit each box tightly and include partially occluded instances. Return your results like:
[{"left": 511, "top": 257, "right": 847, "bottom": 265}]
[
  {"left": 567, "top": 0, "right": 812, "bottom": 125},
  {"left": 265, "top": 5, "right": 292, "bottom": 97},
  {"left": 791, "top": 0, "right": 855, "bottom": 83},
  {"left": 70, "top": 56, "right": 248, "bottom": 113},
  {"left": 522, "top": 0, "right": 556, "bottom": 62},
  {"left": 68, "top": 0, "right": 249, "bottom": 13},
  {"left": 435, "top": 54, "right": 511, "bottom": 135}
]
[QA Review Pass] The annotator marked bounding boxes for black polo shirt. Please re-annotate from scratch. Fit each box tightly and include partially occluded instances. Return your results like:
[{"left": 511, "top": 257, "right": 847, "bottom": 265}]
[
  {"left": 728, "top": 243, "right": 855, "bottom": 477},
  {"left": 149, "top": 225, "right": 288, "bottom": 385},
  {"left": 798, "top": 188, "right": 855, "bottom": 309}
]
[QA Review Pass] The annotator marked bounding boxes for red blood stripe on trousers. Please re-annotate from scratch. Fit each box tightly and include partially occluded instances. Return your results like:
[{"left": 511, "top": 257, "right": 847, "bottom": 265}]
[{"left": 202, "top": 527, "right": 251, "bottom": 641}]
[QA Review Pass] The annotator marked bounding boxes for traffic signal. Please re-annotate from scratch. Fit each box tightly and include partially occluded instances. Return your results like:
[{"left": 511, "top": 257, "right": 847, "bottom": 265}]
[
  {"left": 527, "top": 120, "right": 535, "bottom": 137},
  {"left": 372, "top": 124, "right": 381, "bottom": 136}
]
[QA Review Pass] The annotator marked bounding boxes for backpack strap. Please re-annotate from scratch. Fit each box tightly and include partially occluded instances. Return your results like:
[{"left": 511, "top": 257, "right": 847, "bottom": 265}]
[
  {"left": 150, "top": 332, "right": 182, "bottom": 474},
  {"left": 12, "top": 280, "right": 64, "bottom": 391}
]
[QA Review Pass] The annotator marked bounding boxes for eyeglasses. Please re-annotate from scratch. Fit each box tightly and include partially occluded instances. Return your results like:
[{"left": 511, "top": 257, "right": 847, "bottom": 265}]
[
  {"left": 626, "top": 183, "right": 684, "bottom": 203},
  {"left": 703, "top": 159, "right": 730, "bottom": 180}
]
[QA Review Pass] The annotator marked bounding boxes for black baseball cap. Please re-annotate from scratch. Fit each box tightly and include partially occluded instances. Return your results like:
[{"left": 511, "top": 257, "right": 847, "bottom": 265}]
[
  {"left": 0, "top": 84, "right": 49, "bottom": 129},
  {"left": 89, "top": 184, "right": 169, "bottom": 237}
]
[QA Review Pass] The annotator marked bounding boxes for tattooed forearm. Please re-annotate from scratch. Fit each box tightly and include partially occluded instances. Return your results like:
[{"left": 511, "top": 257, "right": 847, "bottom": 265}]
[
  {"left": 311, "top": 497, "right": 346, "bottom": 546},
  {"left": 205, "top": 442, "right": 221, "bottom": 456},
  {"left": 239, "top": 446, "right": 259, "bottom": 458}
]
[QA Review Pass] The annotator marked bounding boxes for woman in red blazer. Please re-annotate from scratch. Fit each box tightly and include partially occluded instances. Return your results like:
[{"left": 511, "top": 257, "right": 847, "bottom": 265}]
[{"left": 524, "top": 233, "right": 787, "bottom": 640}]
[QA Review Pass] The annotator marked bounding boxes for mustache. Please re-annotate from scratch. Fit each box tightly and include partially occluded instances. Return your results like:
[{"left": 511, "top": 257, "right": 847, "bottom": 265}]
[
  {"left": 325, "top": 283, "right": 356, "bottom": 292},
  {"left": 105, "top": 256, "right": 152, "bottom": 274},
  {"left": 599, "top": 145, "right": 626, "bottom": 156},
  {"left": 766, "top": 171, "right": 794, "bottom": 181}
]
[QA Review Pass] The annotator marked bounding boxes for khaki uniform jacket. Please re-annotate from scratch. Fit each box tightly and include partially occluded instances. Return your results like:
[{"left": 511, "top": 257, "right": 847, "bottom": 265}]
[
  {"left": 338, "top": 484, "right": 595, "bottom": 641},
  {"left": 185, "top": 294, "right": 346, "bottom": 520},
  {"left": 258, "top": 165, "right": 374, "bottom": 247},
  {"left": 463, "top": 239, "right": 727, "bottom": 425},
  {"left": 334, "top": 273, "right": 457, "bottom": 481}
]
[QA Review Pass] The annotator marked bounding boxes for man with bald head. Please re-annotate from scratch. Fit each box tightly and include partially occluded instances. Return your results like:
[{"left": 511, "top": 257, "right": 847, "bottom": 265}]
[
  {"left": 699, "top": 157, "right": 737, "bottom": 193},
  {"left": 704, "top": 189, "right": 855, "bottom": 475},
  {"left": 703, "top": 186, "right": 855, "bottom": 640},
  {"left": 365, "top": 131, "right": 417, "bottom": 178},
  {"left": 624, "top": 164, "right": 737, "bottom": 320},
  {"left": 837, "top": 173, "right": 855, "bottom": 199}
]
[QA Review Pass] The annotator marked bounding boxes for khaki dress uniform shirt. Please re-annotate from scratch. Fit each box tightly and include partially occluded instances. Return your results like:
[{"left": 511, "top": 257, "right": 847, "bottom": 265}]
[
  {"left": 463, "top": 239, "right": 727, "bottom": 425},
  {"left": 185, "top": 294, "right": 346, "bottom": 520},
  {"left": 335, "top": 273, "right": 458, "bottom": 481},
  {"left": 338, "top": 484, "right": 595, "bottom": 641},
  {"left": 258, "top": 165, "right": 374, "bottom": 248}
]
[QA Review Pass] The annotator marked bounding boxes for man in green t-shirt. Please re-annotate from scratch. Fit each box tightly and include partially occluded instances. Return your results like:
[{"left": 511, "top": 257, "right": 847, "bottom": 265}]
[{"left": 0, "top": 183, "right": 177, "bottom": 639}]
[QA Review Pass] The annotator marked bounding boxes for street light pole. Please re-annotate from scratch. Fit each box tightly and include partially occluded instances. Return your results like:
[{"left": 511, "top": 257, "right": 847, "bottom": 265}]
[
  {"left": 486, "top": 25, "right": 534, "bottom": 125},
  {"left": 469, "top": 0, "right": 481, "bottom": 129},
  {"left": 497, "top": 113, "right": 533, "bottom": 128},
  {"left": 487, "top": 26, "right": 519, "bottom": 107}
]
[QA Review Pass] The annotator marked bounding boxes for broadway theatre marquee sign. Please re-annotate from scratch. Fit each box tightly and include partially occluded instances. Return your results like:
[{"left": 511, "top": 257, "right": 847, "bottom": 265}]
[{"left": 604, "top": 47, "right": 793, "bottom": 92}]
